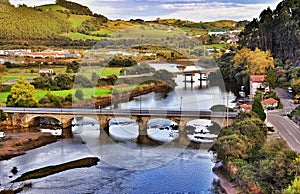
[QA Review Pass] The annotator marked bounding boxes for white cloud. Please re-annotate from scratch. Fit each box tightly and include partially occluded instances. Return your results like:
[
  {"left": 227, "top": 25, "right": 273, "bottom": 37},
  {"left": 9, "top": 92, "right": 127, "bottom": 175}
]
[
  {"left": 160, "top": 3, "right": 276, "bottom": 21},
  {"left": 9, "top": 0, "right": 283, "bottom": 21}
]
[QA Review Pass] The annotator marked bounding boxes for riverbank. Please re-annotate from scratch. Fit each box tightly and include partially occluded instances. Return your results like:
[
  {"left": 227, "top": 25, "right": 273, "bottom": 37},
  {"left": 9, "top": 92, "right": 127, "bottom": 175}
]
[
  {"left": 213, "top": 166, "right": 239, "bottom": 194},
  {"left": 0, "top": 131, "right": 57, "bottom": 160}
]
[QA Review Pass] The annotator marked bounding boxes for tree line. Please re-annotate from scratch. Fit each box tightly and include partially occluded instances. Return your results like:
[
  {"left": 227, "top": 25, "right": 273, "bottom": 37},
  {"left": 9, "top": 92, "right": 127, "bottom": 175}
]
[
  {"left": 211, "top": 111, "right": 300, "bottom": 193},
  {"left": 239, "top": 0, "right": 300, "bottom": 63}
]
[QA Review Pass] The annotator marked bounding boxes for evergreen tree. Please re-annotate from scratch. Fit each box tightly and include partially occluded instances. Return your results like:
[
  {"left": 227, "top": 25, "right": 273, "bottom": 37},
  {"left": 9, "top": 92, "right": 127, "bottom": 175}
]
[
  {"left": 265, "top": 66, "right": 276, "bottom": 90},
  {"left": 251, "top": 97, "right": 266, "bottom": 121}
]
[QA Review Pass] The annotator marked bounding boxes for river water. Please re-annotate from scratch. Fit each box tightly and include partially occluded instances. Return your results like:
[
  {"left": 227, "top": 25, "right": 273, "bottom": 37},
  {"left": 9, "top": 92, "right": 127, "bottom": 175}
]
[{"left": 0, "top": 62, "right": 236, "bottom": 193}]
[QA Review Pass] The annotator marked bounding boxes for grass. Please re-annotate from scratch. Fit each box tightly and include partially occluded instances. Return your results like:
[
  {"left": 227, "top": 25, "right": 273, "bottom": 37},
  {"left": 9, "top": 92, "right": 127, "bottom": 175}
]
[
  {"left": 110, "top": 25, "right": 183, "bottom": 40},
  {"left": 0, "top": 67, "right": 123, "bottom": 105},
  {"left": 205, "top": 44, "right": 226, "bottom": 49},
  {"left": 69, "top": 14, "right": 94, "bottom": 28},
  {"left": 91, "top": 29, "right": 114, "bottom": 35},
  {"left": 99, "top": 68, "right": 122, "bottom": 76},
  {"left": 0, "top": 88, "right": 112, "bottom": 105},
  {"left": 37, "top": 4, "right": 69, "bottom": 11},
  {"left": 62, "top": 32, "right": 102, "bottom": 40}
]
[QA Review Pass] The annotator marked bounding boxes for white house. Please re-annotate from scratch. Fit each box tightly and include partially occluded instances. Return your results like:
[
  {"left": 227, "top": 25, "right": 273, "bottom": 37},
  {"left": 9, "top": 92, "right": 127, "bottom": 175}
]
[
  {"left": 208, "top": 30, "right": 226, "bottom": 36},
  {"left": 250, "top": 75, "right": 270, "bottom": 101},
  {"left": 39, "top": 69, "right": 55, "bottom": 75}
]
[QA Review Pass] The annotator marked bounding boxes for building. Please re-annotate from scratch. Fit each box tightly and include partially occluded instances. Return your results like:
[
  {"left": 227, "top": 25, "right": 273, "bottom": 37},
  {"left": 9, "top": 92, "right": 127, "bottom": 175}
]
[
  {"left": 262, "top": 98, "right": 278, "bottom": 109},
  {"left": 39, "top": 69, "right": 55, "bottom": 76},
  {"left": 239, "top": 104, "right": 252, "bottom": 112},
  {"left": 208, "top": 30, "right": 226, "bottom": 36},
  {"left": 250, "top": 75, "right": 270, "bottom": 100}
]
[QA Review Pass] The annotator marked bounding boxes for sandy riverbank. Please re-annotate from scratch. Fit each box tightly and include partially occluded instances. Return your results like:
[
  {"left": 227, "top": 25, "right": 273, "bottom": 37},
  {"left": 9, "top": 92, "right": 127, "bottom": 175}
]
[{"left": 0, "top": 132, "right": 57, "bottom": 161}]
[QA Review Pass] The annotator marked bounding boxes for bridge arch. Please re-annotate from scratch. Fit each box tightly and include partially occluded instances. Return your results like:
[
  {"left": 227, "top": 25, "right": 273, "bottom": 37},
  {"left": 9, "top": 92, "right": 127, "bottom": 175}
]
[
  {"left": 146, "top": 118, "right": 179, "bottom": 142},
  {"left": 108, "top": 118, "right": 139, "bottom": 141}
]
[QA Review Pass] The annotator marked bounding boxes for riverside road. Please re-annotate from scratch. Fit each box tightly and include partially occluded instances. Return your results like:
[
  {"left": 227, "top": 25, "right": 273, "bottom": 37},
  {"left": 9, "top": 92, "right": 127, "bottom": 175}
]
[{"left": 267, "top": 88, "right": 300, "bottom": 152}]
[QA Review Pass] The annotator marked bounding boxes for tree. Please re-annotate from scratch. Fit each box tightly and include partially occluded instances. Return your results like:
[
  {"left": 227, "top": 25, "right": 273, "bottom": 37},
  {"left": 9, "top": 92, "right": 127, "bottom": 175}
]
[
  {"left": 0, "top": 109, "right": 7, "bottom": 121},
  {"left": 292, "top": 79, "right": 300, "bottom": 94},
  {"left": 0, "top": 64, "right": 8, "bottom": 81},
  {"left": 66, "top": 61, "right": 80, "bottom": 73},
  {"left": 210, "top": 134, "right": 249, "bottom": 162},
  {"left": 6, "top": 77, "right": 38, "bottom": 107},
  {"left": 75, "top": 89, "right": 84, "bottom": 100},
  {"left": 265, "top": 66, "right": 276, "bottom": 90},
  {"left": 54, "top": 74, "right": 73, "bottom": 90},
  {"left": 233, "top": 47, "right": 274, "bottom": 75},
  {"left": 251, "top": 97, "right": 266, "bottom": 121},
  {"left": 283, "top": 177, "right": 300, "bottom": 194}
]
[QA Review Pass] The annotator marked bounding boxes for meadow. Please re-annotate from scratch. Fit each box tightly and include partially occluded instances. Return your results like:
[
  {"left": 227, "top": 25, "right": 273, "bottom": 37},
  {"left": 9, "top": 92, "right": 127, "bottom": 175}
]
[{"left": 0, "top": 67, "right": 122, "bottom": 105}]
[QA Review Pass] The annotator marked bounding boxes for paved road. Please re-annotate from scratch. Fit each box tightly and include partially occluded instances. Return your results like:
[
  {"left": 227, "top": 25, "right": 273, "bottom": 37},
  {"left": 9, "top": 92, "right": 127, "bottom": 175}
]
[
  {"left": 275, "top": 87, "right": 296, "bottom": 111},
  {"left": 267, "top": 113, "right": 300, "bottom": 152},
  {"left": 267, "top": 88, "right": 300, "bottom": 152}
]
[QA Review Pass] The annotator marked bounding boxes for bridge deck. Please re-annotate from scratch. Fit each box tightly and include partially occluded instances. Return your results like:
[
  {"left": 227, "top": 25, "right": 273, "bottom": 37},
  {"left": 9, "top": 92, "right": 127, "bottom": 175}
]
[{"left": 2, "top": 107, "right": 237, "bottom": 118}]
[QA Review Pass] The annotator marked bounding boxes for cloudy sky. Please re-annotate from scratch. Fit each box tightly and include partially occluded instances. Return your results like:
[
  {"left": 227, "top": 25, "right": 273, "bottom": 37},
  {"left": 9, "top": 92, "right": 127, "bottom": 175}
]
[{"left": 10, "top": 0, "right": 281, "bottom": 21}]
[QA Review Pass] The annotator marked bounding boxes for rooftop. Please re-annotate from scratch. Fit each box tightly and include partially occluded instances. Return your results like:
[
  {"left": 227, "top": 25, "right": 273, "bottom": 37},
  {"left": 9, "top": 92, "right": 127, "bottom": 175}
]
[{"left": 250, "top": 75, "right": 266, "bottom": 83}]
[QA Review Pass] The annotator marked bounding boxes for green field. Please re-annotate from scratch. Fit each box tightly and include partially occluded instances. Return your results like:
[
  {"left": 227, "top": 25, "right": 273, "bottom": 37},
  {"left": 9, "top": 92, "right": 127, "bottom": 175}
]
[
  {"left": 0, "top": 67, "right": 124, "bottom": 105},
  {"left": 62, "top": 32, "right": 102, "bottom": 40},
  {"left": 1, "top": 67, "right": 121, "bottom": 83},
  {"left": 69, "top": 14, "right": 94, "bottom": 28},
  {"left": 37, "top": 4, "right": 69, "bottom": 11},
  {"left": 0, "top": 88, "right": 112, "bottom": 106}
]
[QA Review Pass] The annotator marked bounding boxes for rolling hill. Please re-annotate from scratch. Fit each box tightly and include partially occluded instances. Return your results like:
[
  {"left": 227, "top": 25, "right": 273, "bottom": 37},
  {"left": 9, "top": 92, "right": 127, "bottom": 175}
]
[{"left": 0, "top": 0, "right": 244, "bottom": 45}]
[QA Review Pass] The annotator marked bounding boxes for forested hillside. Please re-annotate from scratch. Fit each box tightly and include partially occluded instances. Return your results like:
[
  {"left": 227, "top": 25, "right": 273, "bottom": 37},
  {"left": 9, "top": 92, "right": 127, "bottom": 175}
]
[
  {"left": 0, "top": 3, "right": 71, "bottom": 40},
  {"left": 239, "top": 0, "right": 300, "bottom": 62},
  {"left": 56, "top": 0, "right": 92, "bottom": 15}
]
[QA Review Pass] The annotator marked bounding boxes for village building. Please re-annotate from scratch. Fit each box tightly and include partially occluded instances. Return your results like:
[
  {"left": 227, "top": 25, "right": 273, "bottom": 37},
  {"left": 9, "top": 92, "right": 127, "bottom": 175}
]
[
  {"left": 239, "top": 104, "right": 252, "bottom": 112},
  {"left": 250, "top": 75, "right": 270, "bottom": 101},
  {"left": 262, "top": 98, "right": 278, "bottom": 109},
  {"left": 208, "top": 30, "right": 226, "bottom": 36}
]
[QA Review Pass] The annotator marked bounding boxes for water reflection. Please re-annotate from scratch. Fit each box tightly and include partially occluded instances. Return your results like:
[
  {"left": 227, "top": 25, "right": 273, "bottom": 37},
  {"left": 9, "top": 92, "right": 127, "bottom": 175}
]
[
  {"left": 147, "top": 119, "right": 179, "bottom": 142},
  {"left": 109, "top": 118, "right": 139, "bottom": 141},
  {"left": 186, "top": 119, "right": 221, "bottom": 143}
]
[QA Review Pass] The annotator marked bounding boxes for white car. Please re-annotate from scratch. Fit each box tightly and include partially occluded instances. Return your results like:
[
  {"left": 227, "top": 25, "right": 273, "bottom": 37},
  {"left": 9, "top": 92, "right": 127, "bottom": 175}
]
[
  {"left": 288, "top": 87, "right": 293, "bottom": 93},
  {"left": 0, "top": 132, "right": 6, "bottom": 138}
]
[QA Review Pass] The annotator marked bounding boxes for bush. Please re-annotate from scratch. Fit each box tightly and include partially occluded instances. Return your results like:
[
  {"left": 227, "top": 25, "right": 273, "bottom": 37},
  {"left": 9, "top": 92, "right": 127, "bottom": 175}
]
[{"left": 0, "top": 109, "right": 7, "bottom": 121}]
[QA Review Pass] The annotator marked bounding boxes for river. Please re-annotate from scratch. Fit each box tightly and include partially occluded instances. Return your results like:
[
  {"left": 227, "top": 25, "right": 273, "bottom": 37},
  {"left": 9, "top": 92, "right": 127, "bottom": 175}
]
[{"left": 0, "top": 62, "right": 236, "bottom": 193}]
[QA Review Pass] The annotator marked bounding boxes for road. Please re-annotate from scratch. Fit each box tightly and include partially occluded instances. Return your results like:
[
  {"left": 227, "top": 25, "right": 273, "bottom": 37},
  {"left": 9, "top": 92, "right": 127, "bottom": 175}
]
[
  {"left": 267, "top": 88, "right": 300, "bottom": 152},
  {"left": 0, "top": 107, "right": 237, "bottom": 118}
]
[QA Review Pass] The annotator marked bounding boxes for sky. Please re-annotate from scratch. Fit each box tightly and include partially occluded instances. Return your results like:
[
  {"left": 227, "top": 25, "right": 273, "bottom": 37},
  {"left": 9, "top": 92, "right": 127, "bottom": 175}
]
[{"left": 10, "top": 0, "right": 282, "bottom": 22}]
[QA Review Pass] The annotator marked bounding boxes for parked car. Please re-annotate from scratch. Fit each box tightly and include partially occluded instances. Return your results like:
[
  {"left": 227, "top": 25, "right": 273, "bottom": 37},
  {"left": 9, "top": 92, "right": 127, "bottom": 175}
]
[
  {"left": 288, "top": 87, "right": 293, "bottom": 93},
  {"left": 0, "top": 132, "right": 6, "bottom": 138}
]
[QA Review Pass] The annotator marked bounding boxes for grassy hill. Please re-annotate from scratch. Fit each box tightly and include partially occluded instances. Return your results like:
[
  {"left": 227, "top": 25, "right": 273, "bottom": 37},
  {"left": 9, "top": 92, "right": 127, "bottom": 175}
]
[
  {"left": 0, "top": 0, "right": 245, "bottom": 46},
  {"left": 0, "top": 4, "right": 71, "bottom": 40}
]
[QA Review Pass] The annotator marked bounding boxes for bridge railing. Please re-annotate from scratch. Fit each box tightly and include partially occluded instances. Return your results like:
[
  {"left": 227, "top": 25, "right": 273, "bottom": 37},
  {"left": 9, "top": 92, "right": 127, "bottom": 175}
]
[{"left": 1, "top": 107, "right": 237, "bottom": 118}]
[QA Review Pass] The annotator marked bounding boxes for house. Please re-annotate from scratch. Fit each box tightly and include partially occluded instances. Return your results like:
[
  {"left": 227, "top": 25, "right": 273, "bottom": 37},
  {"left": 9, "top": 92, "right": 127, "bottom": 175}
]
[
  {"left": 208, "top": 30, "right": 226, "bottom": 36},
  {"left": 39, "top": 69, "right": 55, "bottom": 76},
  {"left": 230, "top": 30, "right": 242, "bottom": 34},
  {"left": 250, "top": 75, "right": 270, "bottom": 101},
  {"left": 239, "top": 104, "right": 252, "bottom": 112},
  {"left": 262, "top": 98, "right": 278, "bottom": 109}
]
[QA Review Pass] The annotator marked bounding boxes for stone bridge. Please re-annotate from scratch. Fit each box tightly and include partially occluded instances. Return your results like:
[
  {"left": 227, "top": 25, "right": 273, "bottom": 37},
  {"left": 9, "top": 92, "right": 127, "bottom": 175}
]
[{"left": 4, "top": 108, "right": 236, "bottom": 145}]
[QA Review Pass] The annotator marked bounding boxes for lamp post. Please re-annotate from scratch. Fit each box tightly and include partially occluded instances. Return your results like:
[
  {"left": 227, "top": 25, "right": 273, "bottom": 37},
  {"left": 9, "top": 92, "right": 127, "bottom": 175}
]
[
  {"left": 139, "top": 96, "right": 141, "bottom": 114},
  {"left": 180, "top": 97, "right": 183, "bottom": 112},
  {"left": 226, "top": 95, "right": 229, "bottom": 128}
]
